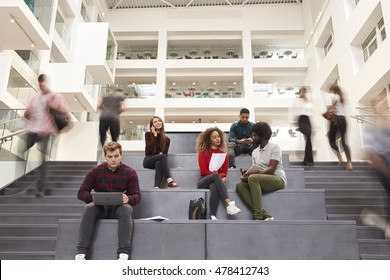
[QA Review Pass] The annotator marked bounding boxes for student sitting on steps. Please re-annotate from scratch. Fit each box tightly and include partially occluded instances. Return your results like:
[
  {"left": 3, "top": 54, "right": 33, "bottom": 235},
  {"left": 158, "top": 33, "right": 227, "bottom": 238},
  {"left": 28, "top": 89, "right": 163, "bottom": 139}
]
[
  {"left": 196, "top": 127, "right": 241, "bottom": 220},
  {"left": 143, "top": 116, "right": 181, "bottom": 189},
  {"left": 236, "top": 122, "right": 287, "bottom": 221}
]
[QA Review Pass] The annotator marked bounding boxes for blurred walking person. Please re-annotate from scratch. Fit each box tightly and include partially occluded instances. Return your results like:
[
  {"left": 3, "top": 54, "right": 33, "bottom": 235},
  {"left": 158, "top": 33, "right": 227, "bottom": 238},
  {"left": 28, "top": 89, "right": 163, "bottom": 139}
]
[
  {"left": 24, "top": 74, "right": 70, "bottom": 197},
  {"left": 323, "top": 85, "right": 353, "bottom": 171},
  {"left": 98, "top": 90, "right": 126, "bottom": 147},
  {"left": 289, "top": 87, "right": 314, "bottom": 166}
]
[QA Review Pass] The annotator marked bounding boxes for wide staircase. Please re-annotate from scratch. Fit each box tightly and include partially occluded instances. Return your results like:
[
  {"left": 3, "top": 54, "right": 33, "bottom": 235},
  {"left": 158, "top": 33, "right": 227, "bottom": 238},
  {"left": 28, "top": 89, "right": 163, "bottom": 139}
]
[
  {"left": 290, "top": 161, "right": 390, "bottom": 260},
  {"left": 0, "top": 154, "right": 388, "bottom": 259}
]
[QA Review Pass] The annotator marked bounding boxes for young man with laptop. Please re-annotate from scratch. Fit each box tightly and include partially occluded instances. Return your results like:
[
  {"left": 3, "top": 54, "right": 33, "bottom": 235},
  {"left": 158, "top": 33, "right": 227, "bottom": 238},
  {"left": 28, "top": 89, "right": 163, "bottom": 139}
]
[{"left": 75, "top": 142, "right": 141, "bottom": 260}]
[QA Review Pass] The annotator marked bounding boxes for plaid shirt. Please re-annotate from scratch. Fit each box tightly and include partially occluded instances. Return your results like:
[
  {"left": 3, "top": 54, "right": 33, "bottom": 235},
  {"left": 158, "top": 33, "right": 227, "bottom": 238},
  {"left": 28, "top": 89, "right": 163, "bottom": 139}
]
[{"left": 77, "top": 162, "right": 141, "bottom": 206}]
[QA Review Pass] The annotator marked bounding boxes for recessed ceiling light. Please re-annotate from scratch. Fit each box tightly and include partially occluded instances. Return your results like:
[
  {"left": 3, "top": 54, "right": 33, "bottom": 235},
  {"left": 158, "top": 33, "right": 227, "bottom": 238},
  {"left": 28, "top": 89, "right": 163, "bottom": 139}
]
[
  {"left": 172, "top": 82, "right": 176, "bottom": 85},
  {"left": 10, "top": 18, "right": 15, "bottom": 23},
  {"left": 192, "top": 82, "right": 196, "bottom": 85},
  {"left": 30, "top": 43, "right": 35, "bottom": 47}
]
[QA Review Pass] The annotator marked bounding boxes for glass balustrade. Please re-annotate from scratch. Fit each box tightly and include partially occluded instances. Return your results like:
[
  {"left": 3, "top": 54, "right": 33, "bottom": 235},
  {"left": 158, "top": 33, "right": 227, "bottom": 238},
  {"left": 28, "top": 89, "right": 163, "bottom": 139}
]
[
  {"left": 54, "top": 22, "right": 71, "bottom": 49},
  {"left": 253, "top": 84, "right": 301, "bottom": 99},
  {"left": 251, "top": 46, "right": 305, "bottom": 59},
  {"left": 119, "top": 125, "right": 148, "bottom": 141},
  {"left": 15, "top": 50, "right": 40, "bottom": 75},
  {"left": 117, "top": 47, "right": 158, "bottom": 60},
  {"left": 165, "top": 84, "right": 243, "bottom": 99},
  {"left": 167, "top": 45, "right": 242, "bottom": 60},
  {"left": 102, "top": 84, "right": 157, "bottom": 99}
]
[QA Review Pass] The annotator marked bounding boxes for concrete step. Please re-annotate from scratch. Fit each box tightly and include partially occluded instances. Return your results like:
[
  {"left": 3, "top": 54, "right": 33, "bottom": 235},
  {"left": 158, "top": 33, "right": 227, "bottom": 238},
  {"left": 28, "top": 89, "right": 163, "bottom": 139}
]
[
  {"left": 55, "top": 219, "right": 359, "bottom": 260},
  {"left": 136, "top": 168, "right": 304, "bottom": 189},
  {"left": 325, "top": 196, "right": 390, "bottom": 206},
  {"left": 356, "top": 226, "right": 387, "bottom": 239},
  {"left": 360, "top": 254, "right": 390, "bottom": 260},
  {"left": 0, "top": 195, "right": 82, "bottom": 205},
  {"left": 133, "top": 189, "right": 326, "bottom": 220},
  {"left": 0, "top": 224, "right": 58, "bottom": 237},
  {"left": 3, "top": 187, "right": 78, "bottom": 196},
  {"left": 305, "top": 176, "right": 381, "bottom": 183},
  {"left": 0, "top": 237, "right": 57, "bottom": 251},
  {"left": 0, "top": 204, "right": 84, "bottom": 214},
  {"left": 326, "top": 205, "right": 389, "bottom": 215},
  {"left": 123, "top": 153, "right": 290, "bottom": 169},
  {"left": 305, "top": 182, "right": 384, "bottom": 190},
  {"left": 0, "top": 251, "right": 55, "bottom": 260},
  {"left": 327, "top": 214, "right": 390, "bottom": 225},
  {"left": 358, "top": 239, "right": 390, "bottom": 255},
  {"left": 325, "top": 189, "right": 388, "bottom": 196},
  {"left": 0, "top": 213, "right": 81, "bottom": 224},
  {"left": 290, "top": 161, "right": 369, "bottom": 167},
  {"left": 303, "top": 170, "right": 377, "bottom": 177}
]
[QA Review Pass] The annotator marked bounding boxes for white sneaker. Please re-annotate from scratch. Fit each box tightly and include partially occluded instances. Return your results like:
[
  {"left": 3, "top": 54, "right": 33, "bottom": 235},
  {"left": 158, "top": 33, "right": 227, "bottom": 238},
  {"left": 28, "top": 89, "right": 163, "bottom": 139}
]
[
  {"left": 118, "top": 253, "right": 129, "bottom": 260},
  {"left": 210, "top": 215, "right": 218, "bottom": 220},
  {"left": 226, "top": 201, "right": 241, "bottom": 215},
  {"left": 75, "top": 254, "right": 86, "bottom": 260}
]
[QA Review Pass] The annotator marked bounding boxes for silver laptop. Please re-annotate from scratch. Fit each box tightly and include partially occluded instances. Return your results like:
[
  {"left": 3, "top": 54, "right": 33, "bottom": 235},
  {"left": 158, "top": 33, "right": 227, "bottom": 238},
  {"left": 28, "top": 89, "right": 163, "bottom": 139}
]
[{"left": 92, "top": 192, "right": 123, "bottom": 206}]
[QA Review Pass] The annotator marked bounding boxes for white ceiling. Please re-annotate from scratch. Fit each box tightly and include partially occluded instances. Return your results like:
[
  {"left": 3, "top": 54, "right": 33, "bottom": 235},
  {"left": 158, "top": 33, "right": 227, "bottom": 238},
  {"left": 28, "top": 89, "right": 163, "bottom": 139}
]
[{"left": 105, "top": 0, "right": 302, "bottom": 10}]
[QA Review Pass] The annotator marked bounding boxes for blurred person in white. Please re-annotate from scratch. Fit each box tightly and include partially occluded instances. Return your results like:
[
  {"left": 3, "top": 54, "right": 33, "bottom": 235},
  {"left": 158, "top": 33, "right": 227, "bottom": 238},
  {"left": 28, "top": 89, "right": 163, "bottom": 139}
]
[
  {"left": 23, "top": 74, "right": 70, "bottom": 197},
  {"left": 289, "top": 87, "right": 314, "bottom": 166},
  {"left": 361, "top": 114, "right": 390, "bottom": 240}
]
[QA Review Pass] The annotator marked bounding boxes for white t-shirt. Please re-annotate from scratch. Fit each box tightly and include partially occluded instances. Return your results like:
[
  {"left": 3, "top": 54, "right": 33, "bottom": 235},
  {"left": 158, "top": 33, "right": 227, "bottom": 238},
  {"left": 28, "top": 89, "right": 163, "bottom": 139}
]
[{"left": 251, "top": 142, "right": 287, "bottom": 184}]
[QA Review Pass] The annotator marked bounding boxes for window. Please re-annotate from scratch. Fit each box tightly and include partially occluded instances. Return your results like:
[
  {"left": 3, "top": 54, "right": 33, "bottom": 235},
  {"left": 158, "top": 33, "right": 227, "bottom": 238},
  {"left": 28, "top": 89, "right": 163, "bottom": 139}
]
[
  {"left": 362, "top": 18, "right": 386, "bottom": 62},
  {"left": 362, "top": 28, "right": 377, "bottom": 62},
  {"left": 378, "top": 18, "right": 386, "bottom": 41},
  {"left": 324, "top": 34, "right": 333, "bottom": 56}
]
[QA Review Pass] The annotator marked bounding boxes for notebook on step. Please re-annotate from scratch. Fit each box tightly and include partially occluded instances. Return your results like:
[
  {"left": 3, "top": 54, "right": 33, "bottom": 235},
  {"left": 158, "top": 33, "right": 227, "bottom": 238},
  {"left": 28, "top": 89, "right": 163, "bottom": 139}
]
[{"left": 92, "top": 192, "right": 123, "bottom": 206}]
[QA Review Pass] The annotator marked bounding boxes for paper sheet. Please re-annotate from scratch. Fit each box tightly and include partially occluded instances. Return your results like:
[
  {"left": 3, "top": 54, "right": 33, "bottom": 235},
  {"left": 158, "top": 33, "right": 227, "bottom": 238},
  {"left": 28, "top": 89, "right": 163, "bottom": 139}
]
[
  {"left": 139, "top": 216, "right": 169, "bottom": 221},
  {"left": 245, "top": 164, "right": 262, "bottom": 175},
  {"left": 209, "top": 153, "right": 227, "bottom": 172}
]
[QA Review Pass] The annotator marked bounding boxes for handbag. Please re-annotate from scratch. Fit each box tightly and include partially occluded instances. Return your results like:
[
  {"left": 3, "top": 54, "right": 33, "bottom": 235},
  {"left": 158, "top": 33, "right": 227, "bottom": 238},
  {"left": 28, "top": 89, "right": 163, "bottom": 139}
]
[
  {"left": 51, "top": 110, "right": 69, "bottom": 131},
  {"left": 322, "top": 99, "right": 337, "bottom": 123},
  {"left": 188, "top": 198, "right": 207, "bottom": 219}
]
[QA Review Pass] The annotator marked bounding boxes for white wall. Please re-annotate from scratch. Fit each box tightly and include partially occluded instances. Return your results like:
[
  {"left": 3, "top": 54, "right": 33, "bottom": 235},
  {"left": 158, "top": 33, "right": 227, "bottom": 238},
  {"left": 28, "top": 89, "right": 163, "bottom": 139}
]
[
  {"left": 55, "top": 121, "right": 99, "bottom": 161},
  {"left": 0, "top": 161, "right": 26, "bottom": 189}
]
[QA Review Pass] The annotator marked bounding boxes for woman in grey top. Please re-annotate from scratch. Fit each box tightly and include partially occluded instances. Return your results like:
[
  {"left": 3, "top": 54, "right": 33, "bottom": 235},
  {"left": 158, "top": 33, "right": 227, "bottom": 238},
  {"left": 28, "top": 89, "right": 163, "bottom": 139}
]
[
  {"left": 236, "top": 122, "right": 286, "bottom": 221},
  {"left": 98, "top": 91, "right": 125, "bottom": 147}
]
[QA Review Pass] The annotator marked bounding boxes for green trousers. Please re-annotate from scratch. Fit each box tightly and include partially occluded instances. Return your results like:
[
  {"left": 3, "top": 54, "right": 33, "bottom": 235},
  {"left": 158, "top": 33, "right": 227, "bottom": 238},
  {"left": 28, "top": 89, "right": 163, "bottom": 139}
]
[{"left": 236, "top": 174, "right": 285, "bottom": 219}]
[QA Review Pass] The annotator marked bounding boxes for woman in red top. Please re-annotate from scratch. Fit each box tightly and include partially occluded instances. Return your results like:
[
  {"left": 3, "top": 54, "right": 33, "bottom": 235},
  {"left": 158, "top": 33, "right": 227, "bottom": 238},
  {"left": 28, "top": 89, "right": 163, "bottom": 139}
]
[
  {"left": 143, "top": 116, "right": 180, "bottom": 189},
  {"left": 196, "top": 127, "right": 241, "bottom": 220}
]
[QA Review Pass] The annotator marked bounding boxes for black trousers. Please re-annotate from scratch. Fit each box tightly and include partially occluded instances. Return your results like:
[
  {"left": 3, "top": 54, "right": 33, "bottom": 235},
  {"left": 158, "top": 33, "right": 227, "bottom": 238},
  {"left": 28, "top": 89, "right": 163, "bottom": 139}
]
[
  {"left": 99, "top": 117, "right": 120, "bottom": 147},
  {"left": 298, "top": 115, "right": 313, "bottom": 164},
  {"left": 197, "top": 173, "right": 229, "bottom": 216},
  {"left": 327, "top": 115, "right": 351, "bottom": 161},
  {"left": 143, "top": 154, "right": 172, "bottom": 187}
]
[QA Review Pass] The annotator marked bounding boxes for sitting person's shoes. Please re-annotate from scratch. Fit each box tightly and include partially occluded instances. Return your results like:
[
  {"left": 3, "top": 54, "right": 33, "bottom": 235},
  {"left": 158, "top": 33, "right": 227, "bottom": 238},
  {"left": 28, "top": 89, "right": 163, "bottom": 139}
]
[
  {"left": 226, "top": 201, "right": 241, "bottom": 215},
  {"left": 346, "top": 161, "right": 353, "bottom": 171},
  {"left": 118, "top": 253, "right": 129, "bottom": 260},
  {"left": 75, "top": 253, "right": 86, "bottom": 260},
  {"left": 263, "top": 214, "right": 274, "bottom": 221},
  {"left": 210, "top": 215, "right": 218, "bottom": 221},
  {"left": 167, "top": 181, "right": 181, "bottom": 189},
  {"left": 154, "top": 186, "right": 160, "bottom": 189},
  {"left": 229, "top": 165, "right": 236, "bottom": 169}
]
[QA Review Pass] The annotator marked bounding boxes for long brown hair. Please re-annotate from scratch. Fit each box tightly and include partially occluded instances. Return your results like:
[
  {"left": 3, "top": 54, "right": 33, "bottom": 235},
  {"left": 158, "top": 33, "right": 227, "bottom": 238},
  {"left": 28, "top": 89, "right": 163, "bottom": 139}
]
[
  {"left": 329, "top": 85, "right": 345, "bottom": 104},
  {"left": 196, "top": 127, "right": 227, "bottom": 154},
  {"left": 149, "top": 116, "right": 166, "bottom": 153}
]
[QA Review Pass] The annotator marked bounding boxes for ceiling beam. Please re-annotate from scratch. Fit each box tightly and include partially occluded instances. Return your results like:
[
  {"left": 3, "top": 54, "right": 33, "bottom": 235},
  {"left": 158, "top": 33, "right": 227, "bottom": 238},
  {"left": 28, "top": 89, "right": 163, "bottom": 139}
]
[
  {"left": 158, "top": 0, "right": 176, "bottom": 8},
  {"left": 112, "top": 0, "right": 125, "bottom": 10},
  {"left": 186, "top": 0, "right": 196, "bottom": 7}
]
